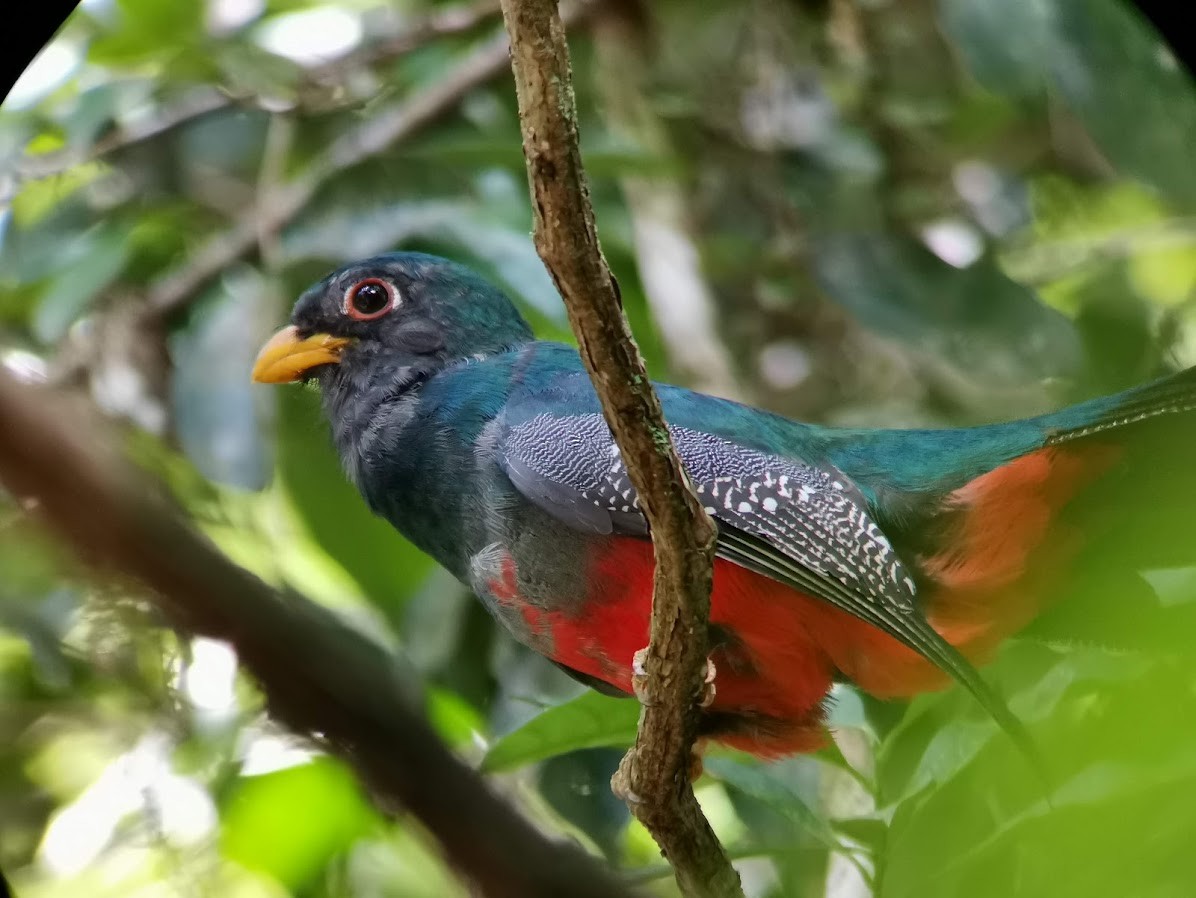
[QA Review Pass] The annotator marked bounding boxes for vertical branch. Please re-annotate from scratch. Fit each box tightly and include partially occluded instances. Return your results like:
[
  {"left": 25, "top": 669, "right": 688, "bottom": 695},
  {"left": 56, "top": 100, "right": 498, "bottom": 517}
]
[{"left": 498, "top": 2, "right": 744, "bottom": 896}]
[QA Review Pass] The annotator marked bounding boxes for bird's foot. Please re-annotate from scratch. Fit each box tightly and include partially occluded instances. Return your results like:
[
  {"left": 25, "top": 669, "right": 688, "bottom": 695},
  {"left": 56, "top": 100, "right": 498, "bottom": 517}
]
[
  {"left": 700, "top": 657, "right": 717, "bottom": 708},
  {"left": 631, "top": 647, "right": 652, "bottom": 704},
  {"left": 630, "top": 648, "right": 717, "bottom": 709}
]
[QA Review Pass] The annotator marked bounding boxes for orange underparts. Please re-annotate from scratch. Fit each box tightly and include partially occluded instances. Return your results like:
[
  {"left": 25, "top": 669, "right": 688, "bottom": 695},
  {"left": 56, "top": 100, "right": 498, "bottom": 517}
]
[
  {"left": 529, "top": 542, "right": 837, "bottom": 756},
  {"left": 494, "top": 444, "right": 1120, "bottom": 758}
]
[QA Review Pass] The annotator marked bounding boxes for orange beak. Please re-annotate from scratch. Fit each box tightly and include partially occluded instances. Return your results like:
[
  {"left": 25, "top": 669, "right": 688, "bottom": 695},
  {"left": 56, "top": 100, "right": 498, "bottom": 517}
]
[{"left": 251, "top": 326, "right": 350, "bottom": 383}]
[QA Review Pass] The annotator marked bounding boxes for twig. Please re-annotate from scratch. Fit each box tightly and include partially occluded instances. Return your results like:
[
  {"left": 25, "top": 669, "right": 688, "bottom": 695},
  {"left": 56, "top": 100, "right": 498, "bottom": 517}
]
[
  {"left": 0, "top": 371, "right": 639, "bottom": 898},
  {"left": 141, "top": 32, "right": 506, "bottom": 319},
  {"left": 314, "top": 0, "right": 505, "bottom": 77},
  {"left": 142, "top": 0, "right": 598, "bottom": 322},
  {"left": 8, "top": 1, "right": 508, "bottom": 194},
  {"left": 499, "top": 2, "right": 743, "bottom": 896},
  {"left": 9, "top": 88, "right": 231, "bottom": 188}
]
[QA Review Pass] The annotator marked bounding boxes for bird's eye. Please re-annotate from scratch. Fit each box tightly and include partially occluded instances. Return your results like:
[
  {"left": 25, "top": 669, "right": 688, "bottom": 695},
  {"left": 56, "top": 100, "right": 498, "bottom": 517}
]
[{"left": 344, "top": 278, "right": 396, "bottom": 320}]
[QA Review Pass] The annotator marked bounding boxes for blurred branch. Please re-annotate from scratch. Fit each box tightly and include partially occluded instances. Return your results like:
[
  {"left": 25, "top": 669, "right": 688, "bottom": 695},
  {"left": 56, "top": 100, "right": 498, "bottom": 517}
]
[
  {"left": 10, "top": 87, "right": 229, "bottom": 188},
  {"left": 140, "top": 34, "right": 507, "bottom": 320},
  {"left": 46, "top": 1, "right": 598, "bottom": 393},
  {"left": 499, "top": 2, "right": 741, "bottom": 897},
  {"left": 141, "top": 0, "right": 598, "bottom": 323},
  {"left": 591, "top": 10, "right": 743, "bottom": 401},
  {"left": 1002, "top": 217, "right": 1196, "bottom": 285},
  {"left": 9, "top": 0, "right": 507, "bottom": 192},
  {"left": 0, "top": 370, "right": 638, "bottom": 898},
  {"left": 320, "top": 0, "right": 505, "bottom": 78}
]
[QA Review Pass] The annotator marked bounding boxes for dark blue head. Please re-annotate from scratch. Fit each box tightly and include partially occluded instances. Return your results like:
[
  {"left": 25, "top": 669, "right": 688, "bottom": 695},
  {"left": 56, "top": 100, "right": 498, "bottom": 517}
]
[{"left": 252, "top": 252, "right": 534, "bottom": 391}]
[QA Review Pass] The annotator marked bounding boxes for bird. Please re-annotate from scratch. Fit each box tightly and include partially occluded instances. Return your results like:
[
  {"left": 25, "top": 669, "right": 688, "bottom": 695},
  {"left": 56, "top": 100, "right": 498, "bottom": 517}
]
[{"left": 252, "top": 251, "right": 1196, "bottom": 760}]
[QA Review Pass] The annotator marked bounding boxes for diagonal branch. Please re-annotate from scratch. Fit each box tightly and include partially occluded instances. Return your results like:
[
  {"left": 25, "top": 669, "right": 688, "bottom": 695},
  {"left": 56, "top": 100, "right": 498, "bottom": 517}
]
[
  {"left": 141, "top": 0, "right": 599, "bottom": 323},
  {"left": 0, "top": 371, "right": 638, "bottom": 898},
  {"left": 8, "top": 0, "right": 507, "bottom": 194},
  {"left": 46, "top": 2, "right": 601, "bottom": 392},
  {"left": 498, "top": 1, "right": 744, "bottom": 896},
  {"left": 143, "top": 28, "right": 510, "bottom": 320}
]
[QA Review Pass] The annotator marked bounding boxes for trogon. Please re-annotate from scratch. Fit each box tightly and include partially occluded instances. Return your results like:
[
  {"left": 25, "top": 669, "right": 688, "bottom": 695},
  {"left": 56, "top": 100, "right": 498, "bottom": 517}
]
[{"left": 252, "top": 252, "right": 1196, "bottom": 758}]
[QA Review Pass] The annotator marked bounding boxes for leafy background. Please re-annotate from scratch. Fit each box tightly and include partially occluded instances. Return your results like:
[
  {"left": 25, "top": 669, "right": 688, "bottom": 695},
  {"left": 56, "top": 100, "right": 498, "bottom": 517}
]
[{"left": 2, "top": 0, "right": 1196, "bottom": 896}]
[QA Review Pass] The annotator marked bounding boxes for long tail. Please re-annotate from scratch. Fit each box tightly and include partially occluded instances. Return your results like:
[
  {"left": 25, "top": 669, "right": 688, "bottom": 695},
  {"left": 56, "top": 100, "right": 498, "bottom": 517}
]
[
  {"left": 1037, "top": 365, "right": 1196, "bottom": 449},
  {"left": 918, "top": 365, "right": 1196, "bottom": 658},
  {"left": 811, "top": 367, "right": 1195, "bottom": 778},
  {"left": 822, "top": 365, "right": 1196, "bottom": 676},
  {"left": 1024, "top": 366, "right": 1196, "bottom": 649},
  {"left": 1038, "top": 366, "right": 1196, "bottom": 566}
]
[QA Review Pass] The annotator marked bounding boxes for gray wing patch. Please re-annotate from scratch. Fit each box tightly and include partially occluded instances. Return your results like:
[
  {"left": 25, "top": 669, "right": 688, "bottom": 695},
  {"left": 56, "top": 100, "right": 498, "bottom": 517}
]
[
  {"left": 691, "top": 465, "right": 916, "bottom": 612},
  {"left": 502, "top": 452, "right": 617, "bottom": 535},
  {"left": 498, "top": 411, "right": 648, "bottom": 535},
  {"left": 499, "top": 411, "right": 914, "bottom": 611}
]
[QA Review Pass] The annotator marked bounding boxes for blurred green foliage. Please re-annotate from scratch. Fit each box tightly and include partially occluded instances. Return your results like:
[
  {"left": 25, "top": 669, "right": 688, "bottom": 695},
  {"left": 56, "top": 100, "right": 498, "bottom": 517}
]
[{"left": 2, "top": 0, "right": 1196, "bottom": 896}]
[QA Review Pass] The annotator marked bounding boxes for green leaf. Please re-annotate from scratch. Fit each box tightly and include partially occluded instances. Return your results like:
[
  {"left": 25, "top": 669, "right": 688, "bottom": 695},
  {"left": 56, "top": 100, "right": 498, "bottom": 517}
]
[
  {"left": 62, "top": 84, "right": 121, "bottom": 150},
  {"left": 1007, "top": 648, "right": 1149, "bottom": 722},
  {"left": 880, "top": 726, "right": 1196, "bottom": 898},
  {"left": 893, "top": 718, "right": 998, "bottom": 803},
  {"left": 32, "top": 224, "right": 131, "bottom": 343},
  {"left": 1052, "top": 1, "right": 1196, "bottom": 209},
  {"left": 704, "top": 757, "right": 848, "bottom": 854},
  {"left": 811, "top": 737, "right": 872, "bottom": 790},
  {"left": 945, "top": 0, "right": 1196, "bottom": 208},
  {"left": 88, "top": 0, "right": 208, "bottom": 72},
  {"left": 940, "top": 0, "right": 1054, "bottom": 99},
  {"left": 538, "top": 748, "right": 630, "bottom": 860},
  {"left": 427, "top": 687, "right": 486, "bottom": 749},
  {"left": 832, "top": 815, "right": 888, "bottom": 854},
  {"left": 480, "top": 692, "right": 640, "bottom": 773},
  {"left": 221, "top": 757, "right": 378, "bottom": 891},
  {"left": 9, "top": 161, "right": 104, "bottom": 228},
  {"left": 1142, "top": 567, "right": 1196, "bottom": 607},
  {"left": 813, "top": 232, "right": 1083, "bottom": 386}
]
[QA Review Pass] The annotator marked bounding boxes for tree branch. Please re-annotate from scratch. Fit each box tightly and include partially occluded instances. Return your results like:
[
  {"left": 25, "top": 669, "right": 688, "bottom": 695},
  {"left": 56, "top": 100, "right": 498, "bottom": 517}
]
[
  {"left": 319, "top": 0, "right": 506, "bottom": 81},
  {"left": 47, "top": 2, "right": 601, "bottom": 391},
  {"left": 8, "top": 0, "right": 508, "bottom": 194},
  {"left": 121, "top": 0, "right": 598, "bottom": 324},
  {"left": 0, "top": 371, "right": 638, "bottom": 898},
  {"left": 142, "top": 24, "right": 518, "bottom": 321},
  {"left": 498, "top": 2, "right": 743, "bottom": 896}
]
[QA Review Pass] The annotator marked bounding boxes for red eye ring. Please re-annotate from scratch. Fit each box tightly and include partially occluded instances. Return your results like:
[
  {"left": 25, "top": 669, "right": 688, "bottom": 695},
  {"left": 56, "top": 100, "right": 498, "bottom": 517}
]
[{"left": 344, "top": 278, "right": 396, "bottom": 321}]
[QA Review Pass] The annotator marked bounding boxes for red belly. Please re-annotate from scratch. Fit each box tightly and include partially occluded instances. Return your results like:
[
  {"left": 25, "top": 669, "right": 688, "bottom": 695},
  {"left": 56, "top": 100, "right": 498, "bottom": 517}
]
[{"left": 502, "top": 538, "right": 838, "bottom": 755}]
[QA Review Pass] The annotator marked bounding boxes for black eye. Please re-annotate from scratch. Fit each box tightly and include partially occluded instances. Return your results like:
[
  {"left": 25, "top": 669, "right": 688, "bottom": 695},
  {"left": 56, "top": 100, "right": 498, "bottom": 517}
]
[{"left": 345, "top": 278, "right": 395, "bottom": 320}]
